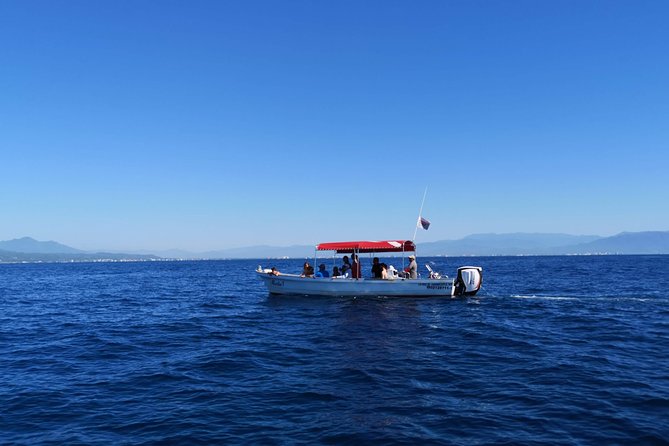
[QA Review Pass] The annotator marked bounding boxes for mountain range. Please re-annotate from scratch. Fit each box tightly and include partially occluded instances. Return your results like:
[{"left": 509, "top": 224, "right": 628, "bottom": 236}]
[
  {"left": 1, "top": 232, "right": 669, "bottom": 262},
  {"left": 0, "top": 236, "right": 84, "bottom": 254},
  {"left": 0, "top": 237, "right": 158, "bottom": 262},
  {"left": 417, "top": 231, "right": 669, "bottom": 256}
]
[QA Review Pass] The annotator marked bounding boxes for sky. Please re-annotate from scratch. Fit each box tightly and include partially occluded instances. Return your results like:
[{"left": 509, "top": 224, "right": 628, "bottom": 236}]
[{"left": 1, "top": 0, "right": 667, "bottom": 252}]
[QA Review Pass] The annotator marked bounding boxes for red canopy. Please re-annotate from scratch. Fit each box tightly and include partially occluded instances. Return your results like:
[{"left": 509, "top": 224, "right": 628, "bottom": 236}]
[{"left": 316, "top": 240, "right": 416, "bottom": 254}]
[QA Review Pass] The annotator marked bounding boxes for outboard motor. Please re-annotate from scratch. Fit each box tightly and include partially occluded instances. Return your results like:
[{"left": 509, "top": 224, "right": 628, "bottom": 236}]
[{"left": 454, "top": 266, "right": 483, "bottom": 296}]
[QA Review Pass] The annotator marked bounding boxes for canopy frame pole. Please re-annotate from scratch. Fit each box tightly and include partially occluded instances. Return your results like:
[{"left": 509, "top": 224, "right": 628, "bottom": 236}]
[
  {"left": 313, "top": 246, "right": 317, "bottom": 273},
  {"left": 354, "top": 248, "right": 358, "bottom": 280}
]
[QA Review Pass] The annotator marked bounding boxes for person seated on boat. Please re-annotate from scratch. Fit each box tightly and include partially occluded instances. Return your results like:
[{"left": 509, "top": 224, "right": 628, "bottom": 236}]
[
  {"left": 341, "top": 256, "right": 352, "bottom": 277},
  {"left": 381, "top": 263, "right": 388, "bottom": 280},
  {"left": 301, "top": 262, "right": 314, "bottom": 277},
  {"left": 351, "top": 254, "right": 362, "bottom": 279},
  {"left": 371, "top": 257, "right": 383, "bottom": 279},
  {"left": 268, "top": 267, "right": 280, "bottom": 276},
  {"left": 315, "top": 264, "right": 330, "bottom": 278},
  {"left": 332, "top": 266, "right": 341, "bottom": 278}
]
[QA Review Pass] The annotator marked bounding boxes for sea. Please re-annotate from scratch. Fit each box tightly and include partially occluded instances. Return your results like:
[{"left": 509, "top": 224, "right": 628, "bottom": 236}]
[{"left": 1, "top": 255, "right": 668, "bottom": 445}]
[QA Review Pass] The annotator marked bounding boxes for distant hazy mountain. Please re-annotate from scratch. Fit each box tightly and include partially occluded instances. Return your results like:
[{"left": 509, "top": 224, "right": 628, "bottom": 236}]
[
  {"left": 0, "top": 237, "right": 158, "bottom": 262},
  {"left": 0, "top": 237, "right": 84, "bottom": 254},
  {"left": 419, "top": 233, "right": 602, "bottom": 256},
  {"left": 3, "top": 231, "right": 668, "bottom": 262},
  {"left": 189, "top": 232, "right": 669, "bottom": 257},
  {"left": 560, "top": 231, "right": 669, "bottom": 254}
]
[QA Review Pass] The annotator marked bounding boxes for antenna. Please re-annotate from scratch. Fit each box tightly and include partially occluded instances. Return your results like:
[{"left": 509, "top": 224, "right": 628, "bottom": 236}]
[{"left": 412, "top": 186, "right": 428, "bottom": 242}]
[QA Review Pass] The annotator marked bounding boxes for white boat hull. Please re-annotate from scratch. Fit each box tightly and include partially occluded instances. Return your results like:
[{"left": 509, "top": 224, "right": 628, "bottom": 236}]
[{"left": 257, "top": 270, "right": 481, "bottom": 298}]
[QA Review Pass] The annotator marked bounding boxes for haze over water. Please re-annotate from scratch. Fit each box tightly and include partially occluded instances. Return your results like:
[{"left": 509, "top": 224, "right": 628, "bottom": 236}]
[{"left": 2, "top": 255, "right": 667, "bottom": 444}]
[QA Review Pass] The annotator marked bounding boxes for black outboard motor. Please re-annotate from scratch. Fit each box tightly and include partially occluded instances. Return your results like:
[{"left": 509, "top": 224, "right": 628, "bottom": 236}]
[{"left": 454, "top": 266, "right": 483, "bottom": 296}]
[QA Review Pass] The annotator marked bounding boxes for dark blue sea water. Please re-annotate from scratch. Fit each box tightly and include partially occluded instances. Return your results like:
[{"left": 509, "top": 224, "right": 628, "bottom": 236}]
[{"left": 1, "top": 256, "right": 668, "bottom": 445}]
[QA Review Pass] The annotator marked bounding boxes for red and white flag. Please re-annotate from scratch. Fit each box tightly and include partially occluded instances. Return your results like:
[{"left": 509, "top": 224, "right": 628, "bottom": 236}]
[{"left": 418, "top": 216, "right": 431, "bottom": 230}]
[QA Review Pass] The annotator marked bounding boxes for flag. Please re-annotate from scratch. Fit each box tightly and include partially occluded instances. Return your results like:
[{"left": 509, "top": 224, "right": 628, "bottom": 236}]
[{"left": 418, "top": 216, "right": 431, "bottom": 230}]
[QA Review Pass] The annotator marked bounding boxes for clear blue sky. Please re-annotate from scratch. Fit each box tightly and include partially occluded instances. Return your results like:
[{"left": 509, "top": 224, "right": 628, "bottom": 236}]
[{"left": 1, "top": 1, "right": 667, "bottom": 251}]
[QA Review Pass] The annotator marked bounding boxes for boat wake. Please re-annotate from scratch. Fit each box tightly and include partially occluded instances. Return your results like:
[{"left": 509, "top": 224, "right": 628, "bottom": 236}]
[
  {"left": 511, "top": 294, "right": 655, "bottom": 302},
  {"left": 511, "top": 294, "right": 579, "bottom": 301}
]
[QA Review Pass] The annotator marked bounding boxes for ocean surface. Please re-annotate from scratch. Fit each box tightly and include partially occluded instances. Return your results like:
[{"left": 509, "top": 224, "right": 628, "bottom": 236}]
[{"left": 1, "top": 255, "right": 668, "bottom": 445}]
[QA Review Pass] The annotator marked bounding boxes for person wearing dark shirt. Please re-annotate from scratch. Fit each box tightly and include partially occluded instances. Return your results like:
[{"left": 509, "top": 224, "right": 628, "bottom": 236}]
[
  {"left": 301, "top": 262, "right": 314, "bottom": 277},
  {"left": 371, "top": 257, "right": 383, "bottom": 278}
]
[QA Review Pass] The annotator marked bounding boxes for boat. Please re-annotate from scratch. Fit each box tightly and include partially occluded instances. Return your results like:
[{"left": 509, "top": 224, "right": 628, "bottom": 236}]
[{"left": 256, "top": 239, "right": 482, "bottom": 298}]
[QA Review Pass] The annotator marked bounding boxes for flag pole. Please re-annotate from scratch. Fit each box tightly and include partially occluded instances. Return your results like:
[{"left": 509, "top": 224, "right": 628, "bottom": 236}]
[{"left": 412, "top": 186, "right": 428, "bottom": 242}]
